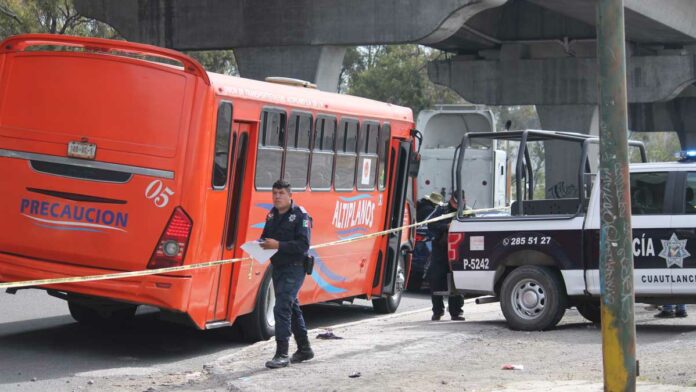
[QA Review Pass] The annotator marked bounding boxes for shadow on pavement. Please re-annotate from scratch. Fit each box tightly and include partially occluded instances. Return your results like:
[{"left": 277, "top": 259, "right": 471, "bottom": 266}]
[
  {"left": 0, "top": 312, "right": 243, "bottom": 384},
  {"left": 0, "top": 298, "right": 418, "bottom": 384}
]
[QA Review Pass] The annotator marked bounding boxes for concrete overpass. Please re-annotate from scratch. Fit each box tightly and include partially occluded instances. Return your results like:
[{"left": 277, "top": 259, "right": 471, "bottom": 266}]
[{"left": 76, "top": 0, "right": 696, "bottom": 195}]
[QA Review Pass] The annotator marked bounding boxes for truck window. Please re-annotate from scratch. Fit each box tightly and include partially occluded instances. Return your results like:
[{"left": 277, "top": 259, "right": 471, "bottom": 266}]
[
  {"left": 629, "top": 172, "right": 668, "bottom": 215},
  {"left": 684, "top": 173, "right": 696, "bottom": 214}
]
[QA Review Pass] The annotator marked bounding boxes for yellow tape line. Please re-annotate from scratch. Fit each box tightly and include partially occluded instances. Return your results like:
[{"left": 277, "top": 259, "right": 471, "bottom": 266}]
[{"left": 0, "top": 206, "right": 507, "bottom": 290}]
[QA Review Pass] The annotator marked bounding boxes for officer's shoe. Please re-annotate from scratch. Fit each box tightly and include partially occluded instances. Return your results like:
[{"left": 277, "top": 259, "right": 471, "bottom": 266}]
[
  {"left": 451, "top": 314, "right": 465, "bottom": 321},
  {"left": 290, "top": 335, "right": 314, "bottom": 363},
  {"left": 654, "top": 310, "right": 676, "bottom": 318},
  {"left": 676, "top": 310, "right": 688, "bottom": 318},
  {"left": 431, "top": 313, "right": 443, "bottom": 321},
  {"left": 265, "top": 340, "right": 290, "bottom": 369}
]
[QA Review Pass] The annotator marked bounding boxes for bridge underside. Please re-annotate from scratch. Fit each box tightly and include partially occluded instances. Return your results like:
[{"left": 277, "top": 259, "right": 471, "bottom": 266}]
[{"left": 77, "top": 0, "right": 696, "bottom": 195}]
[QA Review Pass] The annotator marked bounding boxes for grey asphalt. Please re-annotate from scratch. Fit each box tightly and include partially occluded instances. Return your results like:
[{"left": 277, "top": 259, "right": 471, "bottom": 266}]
[{"left": 0, "top": 288, "right": 431, "bottom": 390}]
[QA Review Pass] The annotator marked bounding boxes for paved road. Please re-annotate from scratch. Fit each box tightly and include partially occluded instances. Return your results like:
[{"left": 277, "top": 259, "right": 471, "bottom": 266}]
[{"left": 0, "top": 288, "right": 431, "bottom": 389}]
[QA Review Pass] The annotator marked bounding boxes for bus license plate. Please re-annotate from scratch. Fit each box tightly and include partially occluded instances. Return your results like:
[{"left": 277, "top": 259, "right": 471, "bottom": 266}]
[{"left": 67, "top": 141, "right": 97, "bottom": 160}]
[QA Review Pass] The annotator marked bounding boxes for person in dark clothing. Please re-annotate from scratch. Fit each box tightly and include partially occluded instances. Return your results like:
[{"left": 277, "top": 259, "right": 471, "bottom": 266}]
[
  {"left": 655, "top": 304, "right": 687, "bottom": 318},
  {"left": 427, "top": 191, "right": 468, "bottom": 321},
  {"left": 416, "top": 192, "right": 445, "bottom": 223},
  {"left": 259, "top": 179, "right": 314, "bottom": 369}
]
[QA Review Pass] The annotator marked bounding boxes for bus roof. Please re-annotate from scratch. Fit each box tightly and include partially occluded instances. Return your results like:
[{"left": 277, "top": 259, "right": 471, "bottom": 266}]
[
  {"left": 207, "top": 72, "right": 414, "bottom": 123},
  {"left": 0, "top": 34, "right": 413, "bottom": 124}
]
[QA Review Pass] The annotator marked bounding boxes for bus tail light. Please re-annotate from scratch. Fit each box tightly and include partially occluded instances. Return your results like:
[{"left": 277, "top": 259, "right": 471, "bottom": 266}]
[
  {"left": 148, "top": 207, "right": 193, "bottom": 269},
  {"left": 448, "top": 232, "right": 464, "bottom": 264}
]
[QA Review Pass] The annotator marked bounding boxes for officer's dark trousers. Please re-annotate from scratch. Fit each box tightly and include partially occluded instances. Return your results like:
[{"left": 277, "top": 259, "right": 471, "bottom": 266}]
[
  {"left": 272, "top": 264, "right": 308, "bottom": 342},
  {"left": 428, "top": 257, "right": 463, "bottom": 317}
]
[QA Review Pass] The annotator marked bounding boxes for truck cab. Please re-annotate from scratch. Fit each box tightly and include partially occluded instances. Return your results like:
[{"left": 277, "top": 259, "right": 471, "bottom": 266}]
[{"left": 447, "top": 130, "right": 696, "bottom": 330}]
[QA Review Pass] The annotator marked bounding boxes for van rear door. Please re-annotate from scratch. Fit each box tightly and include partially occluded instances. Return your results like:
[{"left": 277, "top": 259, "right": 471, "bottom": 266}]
[{"left": 0, "top": 35, "right": 209, "bottom": 272}]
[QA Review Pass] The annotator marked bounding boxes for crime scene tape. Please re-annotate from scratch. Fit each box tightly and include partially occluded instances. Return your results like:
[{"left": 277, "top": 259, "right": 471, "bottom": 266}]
[{"left": 0, "top": 206, "right": 508, "bottom": 290}]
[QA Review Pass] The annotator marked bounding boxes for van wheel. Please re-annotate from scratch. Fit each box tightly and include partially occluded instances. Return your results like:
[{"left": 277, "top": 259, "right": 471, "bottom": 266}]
[
  {"left": 68, "top": 300, "right": 137, "bottom": 327},
  {"left": 576, "top": 301, "right": 601, "bottom": 324},
  {"left": 500, "top": 266, "right": 567, "bottom": 331},
  {"left": 372, "top": 252, "right": 406, "bottom": 314},
  {"left": 239, "top": 266, "right": 275, "bottom": 342}
]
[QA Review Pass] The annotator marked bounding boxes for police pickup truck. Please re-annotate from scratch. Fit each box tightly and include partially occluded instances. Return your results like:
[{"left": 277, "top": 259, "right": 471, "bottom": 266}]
[{"left": 448, "top": 130, "right": 696, "bottom": 330}]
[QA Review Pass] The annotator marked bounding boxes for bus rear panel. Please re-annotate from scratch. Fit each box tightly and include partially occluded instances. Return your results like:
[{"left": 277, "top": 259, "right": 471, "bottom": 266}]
[{"left": 0, "top": 37, "right": 207, "bottom": 313}]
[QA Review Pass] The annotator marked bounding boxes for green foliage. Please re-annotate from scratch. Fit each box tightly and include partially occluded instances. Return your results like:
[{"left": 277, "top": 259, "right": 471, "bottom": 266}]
[
  {"left": 492, "top": 105, "right": 540, "bottom": 132},
  {"left": 628, "top": 132, "right": 681, "bottom": 163},
  {"left": 0, "top": 0, "right": 239, "bottom": 75},
  {"left": 0, "top": 0, "right": 117, "bottom": 40},
  {"left": 341, "top": 45, "right": 462, "bottom": 116},
  {"left": 186, "top": 50, "right": 238, "bottom": 75}
]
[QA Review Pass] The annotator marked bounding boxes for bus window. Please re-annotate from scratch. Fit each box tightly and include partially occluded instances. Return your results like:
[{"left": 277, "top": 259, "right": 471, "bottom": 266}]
[
  {"left": 284, "top": 111, "right": 312, "bottom": 190},
  {"left": 357, "top": 120, "right": 379, "bottom": 191},
  {"left": 310, "top": 115, "right": 336, "bottom": 191},
  {"left": 378, "top": 123, "right": 391, "bottom": 191},
  {"left": 335, "top": 118, "right": 358, "bottom": 191},
  {"left": 255, "top": 109, "right": 286, "bottom": 190},
  {"left": 212, "top": 102, "right": 233, "bottom": 189}
]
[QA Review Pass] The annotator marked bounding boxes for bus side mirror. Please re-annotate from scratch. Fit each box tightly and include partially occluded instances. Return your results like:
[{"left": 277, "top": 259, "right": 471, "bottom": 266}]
[{"left": 409, "top": 153, "right": 421, "bottom": 177}]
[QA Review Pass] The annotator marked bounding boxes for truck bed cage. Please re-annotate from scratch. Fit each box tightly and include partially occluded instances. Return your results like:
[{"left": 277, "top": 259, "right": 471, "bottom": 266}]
[{"left": 453, "top": 129, "right": 647, "bottom": 218}]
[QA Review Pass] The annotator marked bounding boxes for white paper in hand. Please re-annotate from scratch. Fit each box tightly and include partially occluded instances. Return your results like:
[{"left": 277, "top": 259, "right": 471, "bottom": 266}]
[{"left": 241, "top": 240, "right": 277, "bottom": 264}]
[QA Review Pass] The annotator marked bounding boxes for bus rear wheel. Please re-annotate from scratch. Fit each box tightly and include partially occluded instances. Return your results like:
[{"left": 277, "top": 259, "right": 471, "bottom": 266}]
[
  {"left": 68, "top": 299, "right": 137, "bottom": 327},
  {"left": 372, "top": 253, "right": 406, "bottom": 314},
  {"left": 238, "top": 267, "right": 275, "bottom": 342}
]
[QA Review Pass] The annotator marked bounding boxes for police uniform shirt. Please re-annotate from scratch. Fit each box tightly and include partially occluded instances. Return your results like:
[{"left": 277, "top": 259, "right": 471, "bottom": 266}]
[{"left": 261, "top": 202, "right": 311, "bottom": 267}]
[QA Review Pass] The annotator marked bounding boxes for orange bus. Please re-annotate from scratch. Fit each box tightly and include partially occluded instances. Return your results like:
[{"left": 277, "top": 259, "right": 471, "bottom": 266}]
[{"left": 0, "top": 34, "right": 417, "bottom": 340}]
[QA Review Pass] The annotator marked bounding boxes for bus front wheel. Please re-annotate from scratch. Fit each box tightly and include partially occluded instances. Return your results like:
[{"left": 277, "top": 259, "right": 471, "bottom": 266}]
[
  {"left": 372, "top": 253, "right": 406, "bottom": 314},
  {"left": 239, "top": 266, "right": 275, "bottom": 342}
]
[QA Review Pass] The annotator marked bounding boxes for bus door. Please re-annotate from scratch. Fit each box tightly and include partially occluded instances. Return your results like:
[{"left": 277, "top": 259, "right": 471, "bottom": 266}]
[
  {"left": 212, "top": 121, "right": 251, "bottom": 321},
  {"left": 375, "top": 140, "right": 411, "bottom": 296}
]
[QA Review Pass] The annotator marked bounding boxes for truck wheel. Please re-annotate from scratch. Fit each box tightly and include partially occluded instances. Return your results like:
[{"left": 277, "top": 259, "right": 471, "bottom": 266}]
[
  {"left": 239, "top": 267, "right": 275, "bottom": 342},
  {"left": 372, "top": 253, "right": 406, "bottom": 314},
  {"left": 500, "top": 266, "right": 567, "bottom": 331},
  {"left": 576, "top": 301, "right": 601, "bottom": 324},
  {"left": 68, "top": 300, "right": 137, "bottom": 327}
]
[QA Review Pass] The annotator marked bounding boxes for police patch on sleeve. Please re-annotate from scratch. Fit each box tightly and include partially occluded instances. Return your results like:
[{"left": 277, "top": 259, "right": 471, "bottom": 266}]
[{"left": 303, "top": 219, "right": 309, "bottom": 228}]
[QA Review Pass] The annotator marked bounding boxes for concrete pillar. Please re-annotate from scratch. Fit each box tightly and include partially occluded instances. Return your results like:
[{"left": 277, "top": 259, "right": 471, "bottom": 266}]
[
  {"left": 234, "top": 46, "right": 347, "bottom": 92},
  {"left": 666, "top": 98, "right": 696, "bottom": 149},
  {"left": 536, "top": 104, "right": 598, "bottom": 198},
  {"left": 630, "top": 97, "right": 696, "bottom": 149}
]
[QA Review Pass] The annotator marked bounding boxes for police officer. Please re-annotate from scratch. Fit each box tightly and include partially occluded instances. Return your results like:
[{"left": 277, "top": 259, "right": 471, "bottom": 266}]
[
  {"left": 427, "top": 190, "right": 468, "bottom": 321},
  {"left": 259, "top": 179, "right": 314, "bottom": 368},
  {"left": 417, "top": 192, "right": 445, "bottom": 222}
]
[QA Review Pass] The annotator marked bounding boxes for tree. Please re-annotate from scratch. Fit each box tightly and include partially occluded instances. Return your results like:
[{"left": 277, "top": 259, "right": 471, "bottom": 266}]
[
  {"left": 186, "top": 50, "right": 238, "bottom": 75},
  {"left": 628, "top": 131, "right": 681, "bottom": 162},
  {"left": 0, "top": 0, "right": 239, "bottom": 75},
  {"left": 341, "top": 45, "right": 462, "bottom": 116},
  {"left": 0, "top": 0, "right": 117, "bottom": 40}
]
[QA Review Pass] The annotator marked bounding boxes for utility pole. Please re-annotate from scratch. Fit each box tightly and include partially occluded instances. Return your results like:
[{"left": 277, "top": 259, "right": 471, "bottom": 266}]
[{"left": 596, "top": 0, "right": 637, "bottom": 391}]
